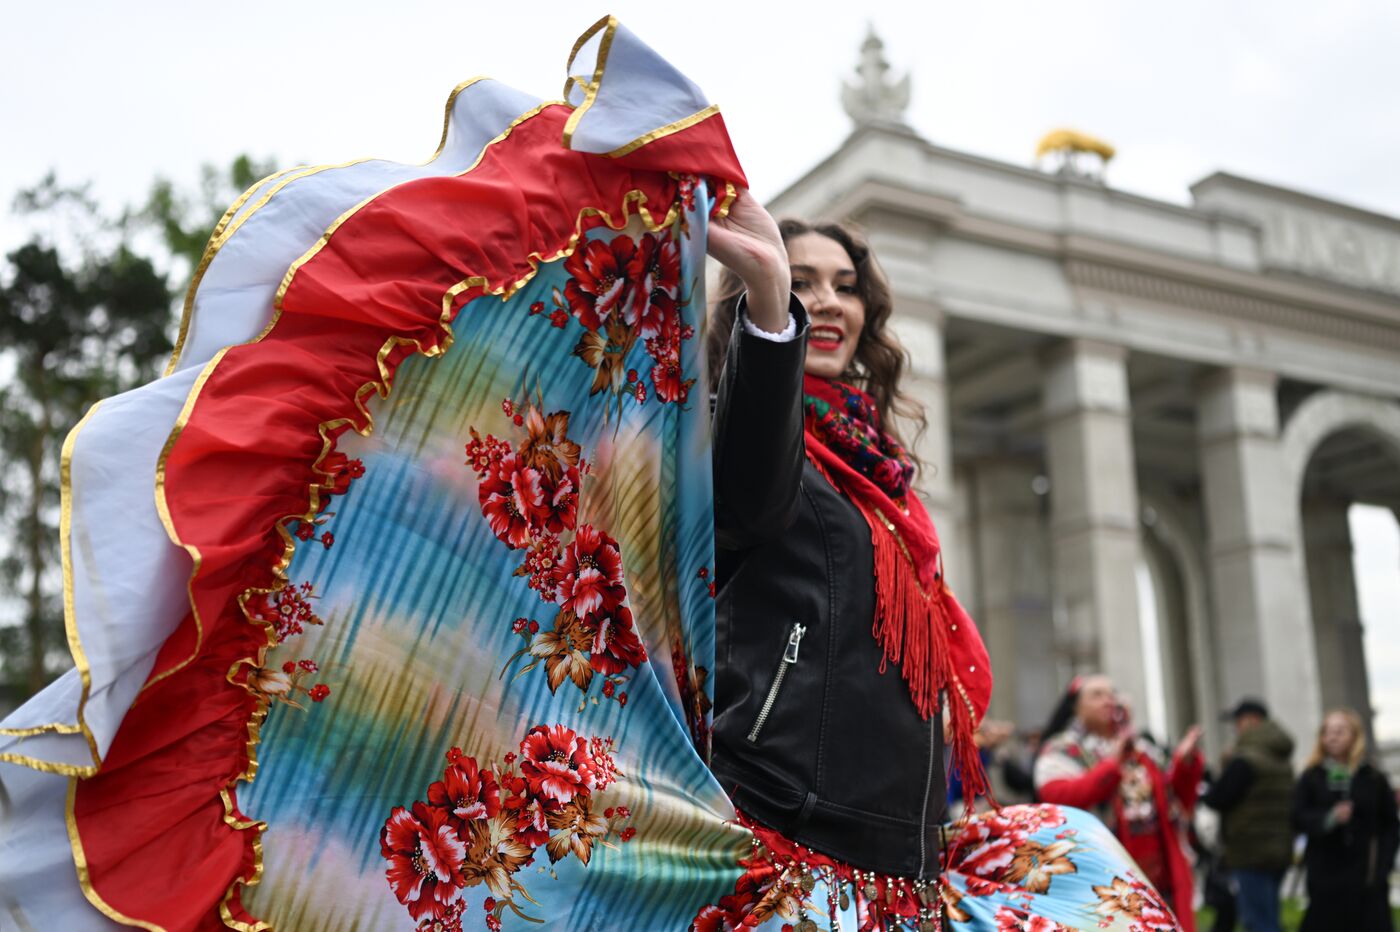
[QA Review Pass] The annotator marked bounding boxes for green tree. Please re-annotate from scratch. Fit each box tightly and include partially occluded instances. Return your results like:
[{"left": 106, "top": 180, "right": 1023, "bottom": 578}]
[
  {"left": 142, "top": 154, "right": 279, "bottom": 272},
  {"left": 0, "top": 155, "right": 279, "bottom": 706},
  {"left": 0, "top": 177, "right": 172, "bottom": 701}
]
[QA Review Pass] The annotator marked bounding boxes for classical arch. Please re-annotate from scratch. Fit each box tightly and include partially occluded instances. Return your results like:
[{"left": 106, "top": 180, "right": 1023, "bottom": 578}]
[
  {"left": 1281, "top": 390, "right": 1400, "bottom": 740},
  {"left": 1282, "top": 390, "right": 1400, "bottom": 503},
  {"left": 1139, "top": 489, "right": 1221, "bottom": 758}
]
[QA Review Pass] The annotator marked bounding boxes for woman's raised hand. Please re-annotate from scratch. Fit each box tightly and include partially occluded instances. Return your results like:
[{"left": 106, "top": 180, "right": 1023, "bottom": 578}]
[{"left": 706, "top": 188, "right": 791, "bottom": 332}]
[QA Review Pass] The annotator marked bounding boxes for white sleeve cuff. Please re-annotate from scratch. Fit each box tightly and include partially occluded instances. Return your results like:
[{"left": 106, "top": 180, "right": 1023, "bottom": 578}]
[{"left": 741, "top": 308, "right": 798, "bottom": 343}]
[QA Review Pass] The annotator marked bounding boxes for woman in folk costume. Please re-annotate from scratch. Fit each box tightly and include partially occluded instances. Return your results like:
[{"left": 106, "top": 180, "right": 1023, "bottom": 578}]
[
  {"left": 1034, "top": 675, "right": 1205, "bottom": 932},
  {"left": 0, "top": 17, "right": 1180, "bottom": 932},
  {"left": 1294, "top": 708, "right": 1399, "bottom": 932},
  {"left": 688, "top": 213, "right": 1190, "bottom": 931}
]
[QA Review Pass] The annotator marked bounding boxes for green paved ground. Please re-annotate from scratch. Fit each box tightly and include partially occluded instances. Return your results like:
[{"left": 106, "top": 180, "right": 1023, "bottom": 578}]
[{"left": 1196, "top": 900, "right": 1400, "bottom": 930}]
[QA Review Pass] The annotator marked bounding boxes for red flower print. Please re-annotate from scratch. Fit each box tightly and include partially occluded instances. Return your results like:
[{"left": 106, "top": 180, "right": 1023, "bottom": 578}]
[
  {"left": 295, "top": 522, "right": 315, "bottom": 541},
  {"left": 588, "top": 736, "right": 619, "bottom": 791},
  {"left": 554, "top": 524, "right": 626, "bottom": 620},
  {"left": 308, "top": 683, "right": 331, "bottom": 702},
  {"left": 519, "top": 535, "right": 562, "bottom": 601},
  {"left": 320, "top": 531, "right": 334, "bottom": 549},
  {"left": 282, "top": 660, "right": 296, "bottom": 675},
  {"left": 563, "top": 236, "right": 637, "bottom": 330},
  {"left": 541, "top": 466, "right": 580, "bottom": 535},
  {"left": 512, "top": 796, "right": 550, "bottom": 847},
  {"left": 549, "top": 309, "right": 569, "bottom": 328},
  {"left": 589, "top": 605, "right": 647, "bottom": 674},
  {"left": 634, "top": 381, "right": 648, "bottom": 404},
  {"left": 519, "top": 723, "right": 596, "bottom": 805},
  {"left": 624, "top": 234, "right": 681, "bottom": 338},
  {"left": 464, "top": 429, "right": 511, "bottom": 478},
  {"left": 650, "top": 357, "right": 692, "bottom": 404},
  {"left": 477, "top": 454, "right": 546, "bottom": 550},
  {"left": 529, "top": 301, "right": 544, "bottom": 316},
  {"left": 428, "top": 756, "right": 502, "bottom": 824},
  {"left": 320, "top": 450, "right": 366, "bottom": 495},
  {"left": 380, "top": 801, "right": 468, "bottom": 921}
]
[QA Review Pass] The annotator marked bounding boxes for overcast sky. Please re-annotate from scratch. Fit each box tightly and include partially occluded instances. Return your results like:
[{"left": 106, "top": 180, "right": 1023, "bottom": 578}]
[{"left": 4, "top": 0, "right": 1398, "bottom": 738}]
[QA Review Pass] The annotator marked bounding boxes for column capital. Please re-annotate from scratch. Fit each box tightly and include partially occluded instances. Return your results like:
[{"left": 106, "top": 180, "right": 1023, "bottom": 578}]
[
  {"left": 1042, "top": 338, "right": 1130, "bottom": 419},
  {"left": 1196, "top": 366, "right": 1280, "bottom": 442},
  {"left": 891, "top": 308, "right": 946, "bottom": 381}
]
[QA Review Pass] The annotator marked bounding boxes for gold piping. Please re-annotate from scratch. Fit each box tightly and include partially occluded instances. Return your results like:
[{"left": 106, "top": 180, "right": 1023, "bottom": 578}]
[
  {"left": 140, "top": 348, "right": 233, "bottom": 696},
  {"left": 714, "top": 180, "right": 737, "bottom": 220},
  {"left": 219, "top": 185, "right": 685, "bottom": 926},
  {"left": 602, "top": 104, "right": 720, "bottom": 158},
  {"left": 145, "top": 94, "right": 555, "bottom": 699},
  {"left": 163, "top": 167, "right": 300, "bottom": 376},
  {"left": 0, "top": 401, "right": 104, "bottom": 776},
  {"left": 149, "top": 95, "right": 599, "bottom": 929},
  {"left": 217, "top": 789, "right": 270, "bottom": 932},
  {"left": 66, "top": 777, "right": 166, "bottom": 931},
  {"left": 561, "top": 15, "right": 619, "bottom": 149},
  {"left": 162, "top": 77, "right": 493, "bottom": 376}
]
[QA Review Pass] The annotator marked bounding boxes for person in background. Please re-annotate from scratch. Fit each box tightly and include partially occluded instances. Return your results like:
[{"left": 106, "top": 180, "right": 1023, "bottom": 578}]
[
  {"left": 1294, "top": 707, "right": 1398, "bottom": 931},
  {"left": 1034, "top": 675, "right": 1205, "bottom": 931},
  {"left": 1201, "top": 698, "right": 1295, "bottom": 932}
]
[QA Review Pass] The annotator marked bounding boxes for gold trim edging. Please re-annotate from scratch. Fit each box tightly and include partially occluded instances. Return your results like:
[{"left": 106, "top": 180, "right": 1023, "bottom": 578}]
[
  {"left": 214, "top": 185, "right": 683, "bottom": 928},
  {"left": 163, "top": 77, "right": 492, "bottom": 377},
  {"left": 0, "top": 401, "right": 105, "bottom": 778},
  {"left": 65, "top": 19, "right": 728, "bottom": 920}
]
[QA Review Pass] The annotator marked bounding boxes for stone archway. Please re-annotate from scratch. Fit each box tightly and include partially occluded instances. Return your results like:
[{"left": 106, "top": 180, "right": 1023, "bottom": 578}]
[
  {"left": 1139, "top": 489, "right": 1221, "bottom": 759},
  {"left": 1281, "top": 391, "right": 1400, "bottom": 743}
]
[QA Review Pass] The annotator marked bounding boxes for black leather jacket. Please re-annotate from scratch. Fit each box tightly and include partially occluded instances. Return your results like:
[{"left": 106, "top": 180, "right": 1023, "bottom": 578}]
[{"left": 710, "top": 297, "right": 947, "bottom": 879}]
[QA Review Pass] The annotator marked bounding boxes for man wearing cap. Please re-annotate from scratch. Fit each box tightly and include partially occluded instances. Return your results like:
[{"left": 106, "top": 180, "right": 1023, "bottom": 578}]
[{"left": 1202, "top": 699, "right": 1296, "bottom": 932}]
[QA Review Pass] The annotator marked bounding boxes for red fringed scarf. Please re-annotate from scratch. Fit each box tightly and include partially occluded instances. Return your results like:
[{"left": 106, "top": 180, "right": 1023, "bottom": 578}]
[{"left": 802, "top": 374, "right": 994, "bottom": 804}]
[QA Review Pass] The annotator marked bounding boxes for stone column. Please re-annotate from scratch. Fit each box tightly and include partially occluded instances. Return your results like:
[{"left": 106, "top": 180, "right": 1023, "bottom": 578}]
[
  {"left": 1197, "top": 368, "right": 1320, "bottom": 746},
  {"left": 892, "top": 311, "right": 958, "bottom": 575},
  {"left": 1302, "top": 496, "right": 1374, "bottom": 735},
  {"left": 967, "top": 458, "right": 1056, "bottom": 726},
  {"left": 1042, "top": 339, "right": 1148, "bottom": 716}
]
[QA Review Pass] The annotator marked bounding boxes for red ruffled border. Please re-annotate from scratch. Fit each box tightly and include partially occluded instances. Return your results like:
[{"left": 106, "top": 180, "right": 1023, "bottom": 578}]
[{"left": 71, "top": 105, "right": 743, "bottom": 930}]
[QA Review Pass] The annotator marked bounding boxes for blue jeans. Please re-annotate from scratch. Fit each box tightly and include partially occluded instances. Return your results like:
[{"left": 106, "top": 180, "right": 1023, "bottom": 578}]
[{"left": 1233, "top": 868, "right": 1284, "bottom": 932}]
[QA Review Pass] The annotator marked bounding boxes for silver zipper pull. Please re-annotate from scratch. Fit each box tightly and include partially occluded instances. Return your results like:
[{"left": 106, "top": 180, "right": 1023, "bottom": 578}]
[{"left": 783, "top": 624, "right": 806, "bottom": 664}]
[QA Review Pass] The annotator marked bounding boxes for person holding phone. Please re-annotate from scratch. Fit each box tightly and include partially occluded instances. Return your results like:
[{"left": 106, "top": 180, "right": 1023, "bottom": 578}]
[
  {"left": 1294, "top": 708, "right": 1398, "bottom": 931},
  {"left": 1034, "top": 675, "right": 1205, "bottom": 931}
]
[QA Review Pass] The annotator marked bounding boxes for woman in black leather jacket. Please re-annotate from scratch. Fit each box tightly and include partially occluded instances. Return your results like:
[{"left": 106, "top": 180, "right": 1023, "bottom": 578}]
[
  {"left": 692, "top": 195, "right": 1191, "bottom": 932},
  {"left": 694, "top": 196, "right": 994, "bottom": 929}
]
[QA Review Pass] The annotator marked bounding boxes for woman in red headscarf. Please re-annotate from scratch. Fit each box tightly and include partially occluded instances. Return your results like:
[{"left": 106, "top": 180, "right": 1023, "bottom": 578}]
[{"left": 1034, "top": 674, "right": 1205, "bottom": 931}]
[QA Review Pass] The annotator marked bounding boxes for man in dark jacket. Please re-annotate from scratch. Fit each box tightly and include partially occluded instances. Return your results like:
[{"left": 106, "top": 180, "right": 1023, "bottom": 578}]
[{"left": 1201, "top": 699, "right": 1296, "bottom": 932}]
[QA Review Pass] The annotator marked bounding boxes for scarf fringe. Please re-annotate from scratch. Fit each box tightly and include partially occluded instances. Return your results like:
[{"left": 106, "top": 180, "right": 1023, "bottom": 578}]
[{"left": 806, "top": 452, "right": 991, "bottom": 806}]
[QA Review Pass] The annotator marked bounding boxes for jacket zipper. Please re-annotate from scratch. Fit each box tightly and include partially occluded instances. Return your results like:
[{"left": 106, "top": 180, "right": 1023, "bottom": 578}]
[
  {"left": 746, "top": 623, "right": 806, "bottom": 743},
  {"left": 917, "top": 709, "right": 938, "bottom": 879}
]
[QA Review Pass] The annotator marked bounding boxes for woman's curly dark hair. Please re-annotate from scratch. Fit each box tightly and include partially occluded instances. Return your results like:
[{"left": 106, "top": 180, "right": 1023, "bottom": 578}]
[{"left": 707, "top": 218, "right": 926, "bottom": 461}]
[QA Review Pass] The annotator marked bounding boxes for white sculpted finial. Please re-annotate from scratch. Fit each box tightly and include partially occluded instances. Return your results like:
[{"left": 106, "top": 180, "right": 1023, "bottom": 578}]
[{"left": 841, "top": 25, "right": 911, "bottom": 128}]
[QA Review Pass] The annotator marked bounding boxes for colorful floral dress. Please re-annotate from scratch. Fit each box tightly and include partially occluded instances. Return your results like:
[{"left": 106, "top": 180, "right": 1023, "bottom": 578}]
[{"left": 0, "top": 17, "right": 1179, "bottom": 931}]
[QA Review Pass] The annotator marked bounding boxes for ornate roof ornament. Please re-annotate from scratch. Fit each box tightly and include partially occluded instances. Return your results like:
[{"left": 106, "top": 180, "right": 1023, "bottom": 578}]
[
  {"left": 1035, "top": 128, "right": 1116, "bottom": 182},
  {"left": 842, "top": 25, "right": 911, "bottom": 128}
]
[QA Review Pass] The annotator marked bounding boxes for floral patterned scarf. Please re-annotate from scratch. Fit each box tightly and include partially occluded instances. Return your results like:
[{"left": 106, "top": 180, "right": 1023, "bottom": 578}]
[{"left": 802, "top": 376, "right": 915, "bottom": 502}]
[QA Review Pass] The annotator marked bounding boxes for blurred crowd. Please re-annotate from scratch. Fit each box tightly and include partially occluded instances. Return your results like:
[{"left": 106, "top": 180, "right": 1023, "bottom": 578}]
[{"left": 958, "top": 677, "right": 1399, "bottom": 932}]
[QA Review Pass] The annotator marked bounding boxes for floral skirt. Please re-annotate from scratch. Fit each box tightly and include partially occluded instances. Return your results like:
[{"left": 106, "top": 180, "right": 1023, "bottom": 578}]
[{"left": 692, "top": 805, "right": 1181, "bottom": 931}]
